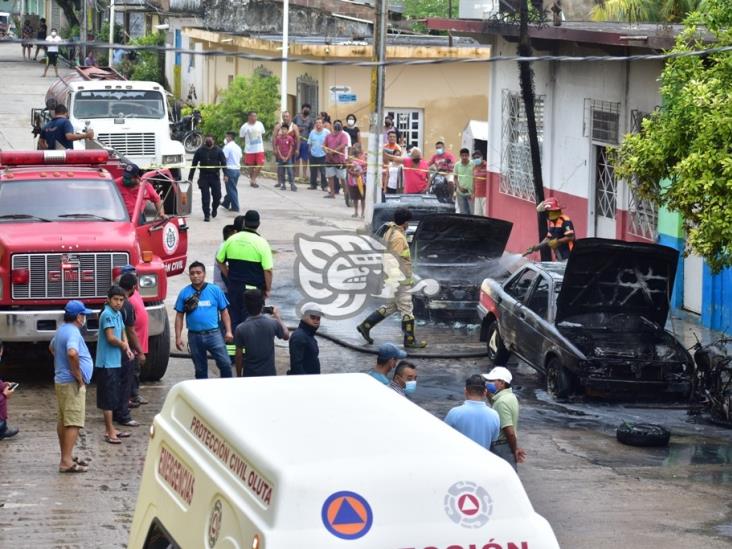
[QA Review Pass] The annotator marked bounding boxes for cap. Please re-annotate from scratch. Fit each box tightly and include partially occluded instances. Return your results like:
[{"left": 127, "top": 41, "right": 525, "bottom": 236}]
[
  {"left": 65, "top": 300, "right": 94, "bottom": 316},
  {"left": 483, "top": 366, "right": 513, "bottom": 384},
  {"left": 377, "top": 342, "right": 407, "bottom": 362},
  {"left": 123, "top": 163, "right": 141, "bottom": 177},
  {"left": 301, "top": 303, "right": 325, "bottom": 318},
  {"left": 244, "top": 210, "right": 260, "bottom": 227},
  {"left": 120, "top": 264, "right": 136, "bottom": 274},
  {"left": 537, "top": 197, "right": 562, "bottom": 212}
]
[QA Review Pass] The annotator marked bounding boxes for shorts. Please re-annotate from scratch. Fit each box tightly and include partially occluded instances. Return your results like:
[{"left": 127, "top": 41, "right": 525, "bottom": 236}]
[
  {"left": 298, "top": 141, "right": 309, "bottom": 161},
  {"left": 348, "top": 184, "right": 364, "bottom": 200},
  {"left": 55, "top": 383, "right": 86, "bottom": 428},
  {"left": 94, "top": 367, "right": 121, "bottom": 411},
  {"left": 47, "top": 52, "right": 58, "bottom": 66},
  {"left": 244, "top": 152, "right": 265, "bottom": 166},
  {"left": 326, "top": 165, "right": 347, "bottom": 179}
]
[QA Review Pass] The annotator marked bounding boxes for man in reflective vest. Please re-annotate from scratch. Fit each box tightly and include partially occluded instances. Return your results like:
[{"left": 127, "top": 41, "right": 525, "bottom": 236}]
[
  {"left": 526, "top": 197, "right": 575, "bottom": 261},
  {"left": 356, "top": 207, "right": 426, "bottom": 349}
]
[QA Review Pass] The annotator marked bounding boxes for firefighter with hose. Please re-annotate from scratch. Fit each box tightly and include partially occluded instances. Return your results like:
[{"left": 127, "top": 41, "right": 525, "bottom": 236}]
[{"left": 524, "top": 197, "right": 575, "bottom": 261}]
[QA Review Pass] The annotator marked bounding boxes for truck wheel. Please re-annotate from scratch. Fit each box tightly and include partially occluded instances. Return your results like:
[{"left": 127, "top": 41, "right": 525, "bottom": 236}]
[
  {"left": 140, "top": 316, "right": 170, "bottom": 382},
  {"left": 616, "top": 422, "right": 671, "bottom": 447},
  {"left": 546, "top": 356, "right": 575, "bottom": 400},
  {"left": 485, "top": 318, "right": 510, "bottom": 365}
]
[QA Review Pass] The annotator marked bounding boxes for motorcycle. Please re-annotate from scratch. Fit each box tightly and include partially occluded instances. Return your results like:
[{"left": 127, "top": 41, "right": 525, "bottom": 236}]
[
  {"left": 429, "top": 171, "right": 453, "bottom": 204},
  {"left": 690, "top": 335, "right": 732, "bottom": 428},
  {"left": 170, "top": 110, "right": 203, "bottom": 153}
]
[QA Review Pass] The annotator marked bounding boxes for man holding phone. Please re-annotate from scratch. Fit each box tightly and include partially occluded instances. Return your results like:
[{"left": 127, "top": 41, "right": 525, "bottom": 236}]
[
  {"left": 0, "top": 339, "right": 19, "bottom": 440},
  {"left": 234, "top": 290, "right": 289, "bottom": 377}
]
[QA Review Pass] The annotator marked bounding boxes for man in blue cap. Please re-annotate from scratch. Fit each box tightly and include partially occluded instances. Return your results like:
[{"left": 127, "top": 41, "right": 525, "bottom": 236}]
[
  {"left": 367, "top": 343, "right": 407, "bottom": 385},
  {"left": 49, "top": 300, "right": 95, "bottom": 473}
]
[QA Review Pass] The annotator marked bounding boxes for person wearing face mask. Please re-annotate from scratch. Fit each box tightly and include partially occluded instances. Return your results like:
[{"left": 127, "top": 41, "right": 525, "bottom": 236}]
[
  {"left": 390, "top": 147, "right": 429, "bottom": 194},
  {"left": 188, "top": 135, "right": 227, "bottom": 222},
  {"left": 293, "top": 104, "right": 314, "bottom": 179},
  {"left": 444, "top": 374, "right": 500, "bottom": 451},
  {"left": 525, "top": 198, "right": 575, "bottom": 261},
  {"left": 43, "top": 28, "right": 63, "bottom": 77},
  {"left": 115, "top": 163, "right": 164, "bottom": 223},
  {"left": 482, "top": 367, "right": 525, "bottom": 470},
  {"left": 287, "top": 304, "right": 323, "bottom": 375},
  {"left": 472, "top": 151, "right": 488, "bottom": 216},
  {"left": 428, "top": 140, "right": 456, "bottom": 175},
  {"left": 49, "top": 301, "right": 96, "bottom": 471},
  {"left": 324, "top": 120, "right": 349, "bottom": 199},
  {"left": 343, "top": 113, "right": 360, "bottom": 145},
  {"left": 454, "top": 148, "right": 475, "bottom": 215},
  {"left": 389, "top": 361, "right": 417, "bottom": 398},
  {"left": 368, "top": 343, "right": 407, "bottom": 385}
]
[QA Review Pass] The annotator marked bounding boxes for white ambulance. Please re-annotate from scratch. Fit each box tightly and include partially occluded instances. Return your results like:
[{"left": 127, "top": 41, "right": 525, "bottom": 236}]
[{"left": 128, "top": 374, "right": 560, "bottom": 549}]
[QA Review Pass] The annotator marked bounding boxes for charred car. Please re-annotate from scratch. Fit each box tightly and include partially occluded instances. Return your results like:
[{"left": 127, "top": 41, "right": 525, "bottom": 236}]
[
  {"left": 478, "top": 238, "right": 692, "bottom": 399},
  {"left": 376, "top": 213, "right": 513, "bottom": 321},
  {"left": 692, "top": 337, "right": 732, "bottom": 427}
]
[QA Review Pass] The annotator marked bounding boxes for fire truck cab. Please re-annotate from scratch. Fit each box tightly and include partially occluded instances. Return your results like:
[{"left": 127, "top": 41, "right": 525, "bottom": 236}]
[{"left": 0, "top": 150, "right": 189, "bottom": 381}]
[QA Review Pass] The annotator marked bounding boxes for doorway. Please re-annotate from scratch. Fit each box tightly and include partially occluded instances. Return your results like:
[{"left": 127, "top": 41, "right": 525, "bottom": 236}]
[{"left": 594, "top": 145, "right": 617, "bottom": 239}]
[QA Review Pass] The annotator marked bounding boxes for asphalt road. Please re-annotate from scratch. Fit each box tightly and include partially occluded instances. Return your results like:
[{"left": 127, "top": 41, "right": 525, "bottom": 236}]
[{"left": 0, "top": 43, "right": 730, "bottom": 549}]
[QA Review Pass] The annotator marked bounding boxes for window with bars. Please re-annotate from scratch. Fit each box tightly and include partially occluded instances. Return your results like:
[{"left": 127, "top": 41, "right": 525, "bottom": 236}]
[
  {"left": 297, "top": 74, "right": 319, "bottom": 114},
  {"left": 627, "top": 109, "right": 658, "bottom": 241},
  {"left": 584, "top": 99, "right": 621, "bottom": 144},
  {"left": 500, "top": 90, "right": 544, "bottom": 202},
  {"left": 595, "top": 146, "right": 617, "bottom": 219},
  {"left": 385, "top": 109, "right": 423, "bottom": 151}
]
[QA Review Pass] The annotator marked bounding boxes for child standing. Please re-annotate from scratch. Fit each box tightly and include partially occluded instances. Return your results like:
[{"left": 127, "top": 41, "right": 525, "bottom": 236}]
[
  {"left": 95, "top": 286, "right": 134, "bottom": 444},
  {"left": 274, "top": 124, "right": 296, "bottom": 191},
  {"left": 347, "top": 143, "right": 366, "bottom": 218}
]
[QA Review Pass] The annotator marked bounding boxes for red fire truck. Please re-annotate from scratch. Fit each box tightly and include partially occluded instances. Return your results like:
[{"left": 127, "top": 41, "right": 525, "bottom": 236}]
[{"left": 0, "top": 149, "right": 189, "bottom": 380}]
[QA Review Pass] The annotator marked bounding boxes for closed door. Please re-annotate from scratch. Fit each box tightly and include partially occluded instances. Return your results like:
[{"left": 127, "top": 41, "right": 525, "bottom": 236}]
[
  {"left": 683, "top": 253, "right": 703, "bottom": 314},
  {"left": 594, "top": 145, "right": 617, "bottom": 239}
]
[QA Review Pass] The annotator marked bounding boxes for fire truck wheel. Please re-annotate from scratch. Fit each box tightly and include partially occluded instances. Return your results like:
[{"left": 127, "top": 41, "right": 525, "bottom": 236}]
[{"left": 141, "top": 315, "right": 170, "bottom": 382}]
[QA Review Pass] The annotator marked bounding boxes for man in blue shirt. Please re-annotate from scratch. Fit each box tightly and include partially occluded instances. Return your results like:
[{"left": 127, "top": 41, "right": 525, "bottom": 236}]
[
  {"left": 367, "top": 343, "right": 407, "bottom": 385},
  {"left": 96, "top": 285, "right": 134, "bottom": 444},
  {"left": 50, "top": 300, "right": 95, "bottom": 472},
  {"left": 39, "top": 104, "right": 94, "bottom": 150},
  {"left": 444, "top": 374, "right": 501, "bottom": 451},
  {"left": 175, "top": 261, "right": 234, "bottom": 379}
]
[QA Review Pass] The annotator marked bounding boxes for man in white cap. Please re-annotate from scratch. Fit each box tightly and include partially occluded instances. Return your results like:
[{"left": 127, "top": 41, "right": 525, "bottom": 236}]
[
  {"left": 483, "top": 366, "right": 525, "bottom": 470},
  {"left": 288, "top": 304, "right": 324, "bottom": 375}
]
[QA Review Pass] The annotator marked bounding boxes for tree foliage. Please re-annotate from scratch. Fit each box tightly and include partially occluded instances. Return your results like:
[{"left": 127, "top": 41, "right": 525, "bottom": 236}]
[
  {"left": 128, "top": 33, "right": 166, "bottom": 85},
  {"left": 613, "top": 0, "right": 732, "bottom": 271},
  {"left": 591, "top": 0, "right": 700, "bottom": 23},
  {"left": 199, "top": 74, "right": 280, "bottom": 142}
]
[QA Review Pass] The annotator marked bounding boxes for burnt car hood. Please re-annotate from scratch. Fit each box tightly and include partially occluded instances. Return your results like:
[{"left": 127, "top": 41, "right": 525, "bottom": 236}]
[
  {"left": 555, "top": 238, "right": 679, "bottom": 327},
  {"left": 412, "top": 214, "right": 512, "bottom": 267}
]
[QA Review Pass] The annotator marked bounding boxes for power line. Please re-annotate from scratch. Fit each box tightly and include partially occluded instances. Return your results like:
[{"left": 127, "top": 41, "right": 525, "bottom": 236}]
[{"left": 6, "top": 38, "right": 732, "bottom": 67}]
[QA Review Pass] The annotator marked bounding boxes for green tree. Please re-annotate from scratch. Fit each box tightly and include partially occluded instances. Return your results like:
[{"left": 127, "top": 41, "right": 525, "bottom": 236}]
[
  {"left": 591, "top": 0, "right": 700, "bottom": 23},
  {"left": 403, "top": 0, "right": 452, "bottom": 19},
  {"left": 613, "top": 0, "right": 732, "bottom": 271},
  {"left": 200, "top": 73, "right": 280, "bottom": 141},
  {"left": 129, "top": 32, "right": 166, "bottom": 85}
]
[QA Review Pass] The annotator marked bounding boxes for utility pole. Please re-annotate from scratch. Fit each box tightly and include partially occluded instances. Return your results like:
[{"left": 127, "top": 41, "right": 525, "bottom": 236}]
[
  {"left": 81, "top": 0, "right": 87, "bottom": 62},
  {"left": 281, "top": 0, "right": 289, "bottom": 112},
  {"left": 109, "top": 0, "right": 115, "bottom": 66},
  {"left": 364, "top": 0, "right": 387, "bottom": 228},
  {"left": 518, "top": 0, "right": 550, "bottom": 261}
]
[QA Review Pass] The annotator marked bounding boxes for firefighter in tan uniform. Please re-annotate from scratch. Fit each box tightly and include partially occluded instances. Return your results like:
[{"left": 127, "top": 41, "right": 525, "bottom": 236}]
[{"left": 357, "top": 207, "right": 427, "bottom": 349}]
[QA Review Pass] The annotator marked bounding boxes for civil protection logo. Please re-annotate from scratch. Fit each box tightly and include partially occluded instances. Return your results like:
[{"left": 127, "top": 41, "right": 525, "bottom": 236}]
[
  {"left": 294, "top": 231, "right": 439, "bottom": 320},
  {"left": 321, "top": 490, "right": 373, "bottom": 540},
  {"left": 444, "top": 481, "right": 493, "bottom": 528}
]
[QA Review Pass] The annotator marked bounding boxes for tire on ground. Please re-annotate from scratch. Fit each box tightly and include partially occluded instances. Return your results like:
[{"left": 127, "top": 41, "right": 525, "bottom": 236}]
[
  {"left": 616, "top": 422, "right": 671, "bottom": 447},
  {"left": 485, "top": 317, "right": 510, "bottom": 365},
  {"left": 140, "top": 315, "right": 170, "bottom": 382},
  {"left": 546, "top": 356, "right": 575, "bottom": 400}
]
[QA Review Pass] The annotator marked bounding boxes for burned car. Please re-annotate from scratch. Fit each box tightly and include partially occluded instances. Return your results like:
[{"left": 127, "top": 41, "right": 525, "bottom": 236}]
[
  {"left": 692, "top": 337, "right": 732, "bottom": 427},
  {"left": 376, "top": 213, "right": 513, "bottom": 321},
  {"left": 478, "top": 238, "right": 692, "bottom": 399},
  {"left": 372, "top": 194, "right": 455, "bottom": 241}
]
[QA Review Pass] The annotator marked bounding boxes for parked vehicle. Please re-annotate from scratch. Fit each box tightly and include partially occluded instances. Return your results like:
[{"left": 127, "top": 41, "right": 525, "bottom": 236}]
[
  {"left": 372, "top": 194, "right": 455, "bottom": 240},
  {"left": 0, "top": 149, "right": 189, "bottom": 381},
  {"left": 170, "top": 109, "right": 203, "bottom": 153},
  {"left": 0, "top": 12, "right": 13, "bottom": 39},
  {"left": 478, "top": 238, "right": 692, "bottom": 399}
]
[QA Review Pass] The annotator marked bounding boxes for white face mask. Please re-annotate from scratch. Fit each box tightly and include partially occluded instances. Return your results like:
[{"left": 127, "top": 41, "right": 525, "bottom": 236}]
[
  {"left": 405, "top": 380, "right": 417, "bottom": 395},
  {"left": 436, "top": 148, "right": 444, "bottom": 155},
  {"left": 51, "top": 31, "right": 57, "bottom": 37},
  {"left": 347, "top": 118, "right": 356, "bottom": 127}
]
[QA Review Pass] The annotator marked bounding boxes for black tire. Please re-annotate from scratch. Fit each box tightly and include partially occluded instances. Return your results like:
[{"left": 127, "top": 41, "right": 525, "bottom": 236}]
[
  {"left": 183, "top": 131, "right": 203, "bottom": 153},
  {"left": 140, "top": 315, "right": 170, "bottom": 382},
  {"left": 485, "top": 318, "right": 510, "bottom": 364},
  {"left": 546, "top": 356, "right": 575, "bottom": 400},
  {"left": 616, "top": 422, "right": 671, "bottom": 447}
]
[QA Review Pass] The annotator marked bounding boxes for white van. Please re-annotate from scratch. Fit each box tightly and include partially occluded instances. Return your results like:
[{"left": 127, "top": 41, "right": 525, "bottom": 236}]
[{"left": 128, "top": 374, "right": 560, "bottom": 549}]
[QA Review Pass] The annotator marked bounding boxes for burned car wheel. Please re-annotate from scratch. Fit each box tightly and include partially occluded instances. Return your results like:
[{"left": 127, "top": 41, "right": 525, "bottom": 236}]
[
  {"left": 616, "top": 422, "right": 670, "bottom": 447},
  {"left": 485, "top": 319, "right": 510, "bottom": 365},
  {"left": 546, "top": 356, "right": 575, "bottom": 400}
]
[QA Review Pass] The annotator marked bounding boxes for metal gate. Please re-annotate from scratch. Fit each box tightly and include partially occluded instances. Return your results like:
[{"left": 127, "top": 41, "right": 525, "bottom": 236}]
[{"left": 594, "top": 145, "right": 617, "bottom": 239}]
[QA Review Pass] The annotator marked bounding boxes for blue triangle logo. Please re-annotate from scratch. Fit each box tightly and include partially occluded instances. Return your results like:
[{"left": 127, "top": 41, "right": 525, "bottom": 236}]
[{"left": 332, "top": 498, "right": 364, "bottom": 525}]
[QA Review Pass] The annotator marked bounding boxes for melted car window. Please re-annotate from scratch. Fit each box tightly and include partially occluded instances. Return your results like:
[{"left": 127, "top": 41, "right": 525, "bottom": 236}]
[
  {"left": 526, "top": 277, "right": 550, "bottom": 319},
  {"left": 505, "top": 269, "right": 537, "bottom": 302}
]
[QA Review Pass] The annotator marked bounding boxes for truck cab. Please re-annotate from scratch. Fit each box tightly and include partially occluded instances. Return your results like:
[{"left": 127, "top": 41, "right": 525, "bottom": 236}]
[
  {"left": 0, "top": 150, "right": 188, "bottom": 380},
  {"left": 128, "top": 374, "right": 559, "bottom": 548}
]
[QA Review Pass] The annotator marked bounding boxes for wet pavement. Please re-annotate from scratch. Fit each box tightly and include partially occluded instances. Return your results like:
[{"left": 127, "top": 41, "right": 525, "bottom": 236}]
[{"left": 0, "top": 43, "right": 731, "bottom": 548}]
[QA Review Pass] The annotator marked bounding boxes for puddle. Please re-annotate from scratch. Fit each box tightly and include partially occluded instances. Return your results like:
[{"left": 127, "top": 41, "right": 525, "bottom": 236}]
[
  {"left": 662, "top": 441, "right": 732, "bottom": 467},
  {"left": 715, "top": 523, "right": 732, "bottom": 538}
]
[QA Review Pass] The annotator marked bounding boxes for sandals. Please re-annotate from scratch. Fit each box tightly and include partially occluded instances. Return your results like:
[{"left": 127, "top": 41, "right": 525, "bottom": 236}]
[
  {"left": 73, "top": 456, "right": 91, "bottom": 467},
  {"left": 119, "top": 420, "right": 140, "bottom": 427},
  {"left": 59, "top": 462, "right": 88, "bottom": 473},
  {"left": 117, "top": 431, "right": 132, "bottom": 438}
]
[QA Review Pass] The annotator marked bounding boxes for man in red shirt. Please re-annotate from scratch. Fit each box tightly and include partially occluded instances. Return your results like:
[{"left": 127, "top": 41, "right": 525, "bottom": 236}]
[
  {"left": 115, "top": 163, "right": 164, "bottom": 223},
  {"left": 428, "top": 140, "right": 456, "bottom": 196},
  {"left": 274, "top": 124, "right": 297, "bottom": 191},
  {"left": 393, "top": 147, "right": 429, "bottom": 194}
]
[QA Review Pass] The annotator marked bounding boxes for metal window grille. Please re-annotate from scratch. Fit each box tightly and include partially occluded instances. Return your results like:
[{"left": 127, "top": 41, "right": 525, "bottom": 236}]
[
  {"left": 500, "top": 90, "right": 544, "bottom": 202},
  {"left": 386, "top": 109, "right": 423, "bottom": 152},
  {"left": 627, "top": 109, "right": 658, "bottom": 241},
  {"left": 584, "top": 99, "right": 621, "bottom": 144},
  {"left": 297, "top": 74, "right": 319, "bottom": 114},
  {"left": 595, "top": 146, "right": 617, "bottom": 219}
]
